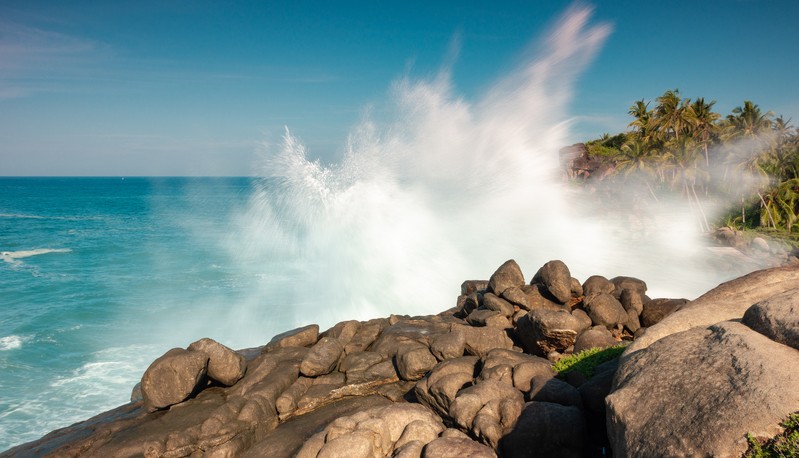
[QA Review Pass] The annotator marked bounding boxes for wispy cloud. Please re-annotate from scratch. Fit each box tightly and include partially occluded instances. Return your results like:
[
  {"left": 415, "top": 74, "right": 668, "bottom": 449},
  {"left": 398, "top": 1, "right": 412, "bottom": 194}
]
[{"left": 0, "top": 19, "right": 102, "bottom": 99}]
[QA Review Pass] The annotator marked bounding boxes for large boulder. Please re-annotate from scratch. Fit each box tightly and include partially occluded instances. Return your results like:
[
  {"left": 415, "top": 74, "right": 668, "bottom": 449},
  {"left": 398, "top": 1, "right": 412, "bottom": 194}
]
[
  {"left": 300, "top": 337, "right": 344, "bottom": 377},
  {"left": 516, "top": 309, "right": 583, "bottom": 356},
  {"left": 423, "top": 436, "right": 497, "bottom": 458},
  {"left": 499, "top": 402, "right": 586, "bottom": 457},
  {"left": 187, "top": 338, "right": 246, "bottom": 386},
  {"left": 742, "top": 287, "right": 799, "bottom": 351},
  {"left": 624, "top": 265, "right": 799, "bottom": 357},
  {"left": 488, "top": 260, "right": 526, "bottom": 295},
  {"left": 607, "top": 321, "right": 799, "bottom": 457},
  {"left": 533, "top": 260, "right": 573, "bottom": 304},
  {"left": 583, "top": 293, "right": 627, "bottom": 329},
  {"left": 140, "top": 348, "right": 209, "bottom": 411}
]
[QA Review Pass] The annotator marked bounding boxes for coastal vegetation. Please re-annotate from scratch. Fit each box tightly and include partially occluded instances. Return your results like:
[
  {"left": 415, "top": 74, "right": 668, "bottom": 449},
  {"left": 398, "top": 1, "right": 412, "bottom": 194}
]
[{"left": 575, "top": 89, "right": 799, "bottom": 242}]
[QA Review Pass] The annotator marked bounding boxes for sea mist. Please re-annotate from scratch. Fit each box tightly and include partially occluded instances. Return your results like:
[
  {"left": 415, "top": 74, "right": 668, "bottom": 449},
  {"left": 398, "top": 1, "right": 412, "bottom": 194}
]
[{"left": 225, "top": 6, "right": 739, "bottom": 342}]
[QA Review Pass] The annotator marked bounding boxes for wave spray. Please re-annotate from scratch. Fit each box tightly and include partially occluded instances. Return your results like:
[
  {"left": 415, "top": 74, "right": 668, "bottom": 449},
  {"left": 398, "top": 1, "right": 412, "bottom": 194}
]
[{"left": 229, "top": 6, "right": 737, "bottom": 340}]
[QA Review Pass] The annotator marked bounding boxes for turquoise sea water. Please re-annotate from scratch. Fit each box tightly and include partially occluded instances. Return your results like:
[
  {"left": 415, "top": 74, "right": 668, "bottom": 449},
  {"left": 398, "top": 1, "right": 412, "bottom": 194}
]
[{"left": 0, "top": 177, "right": 298, "bottom": 451}]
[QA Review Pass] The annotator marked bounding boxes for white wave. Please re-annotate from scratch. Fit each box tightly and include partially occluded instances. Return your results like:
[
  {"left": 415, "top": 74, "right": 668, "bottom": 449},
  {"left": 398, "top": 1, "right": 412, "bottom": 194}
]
[
  {"left": 1, "top": 248, "right": 72, "bottom": 263},
  {"left": 0, "top": 335, "right": 31, "bottom": 351}
]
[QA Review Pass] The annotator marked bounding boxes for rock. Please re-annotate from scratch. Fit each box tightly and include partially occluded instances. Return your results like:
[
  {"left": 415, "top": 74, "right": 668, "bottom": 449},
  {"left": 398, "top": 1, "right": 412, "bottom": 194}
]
[
  {"left": 742, "top": 287, "right": 799, "bottom": 351},
  {"left": 467, "top": 309, "right": 512, "bottom": 328},
  {"left": 449, "top": 379, "right": 525, "bottom": 447},
  {"left": 610, "top": 276, "right": 647, "bottom": 298},
  {"left": 488, "top": 259, "right": 525, "bottom": 295},
  {"left": 516, "top": 309, "right": 582, "bottom": 356},
  {"left": 751, "top": 236, "right": 770, "bottom": 252},
  {"left": 343, "top": 319, "right": 388, "bottom": 354},
  {"left": 577, "top": 358, "right": 619, "bottom": 456},
  {"left": 583, "top": 293, "right": 627, "bottom": 329},
  {"left": 624, "top": 265, "right": 799, "bottom": 356},
  {"left": 461, "top": 293, "right": 481, "bottom": 316},
  {"left": 276, "top": 377, "right": 314, "bottom": 416},
  {"left": 533, "top": 260, "right": 573, "bottom": 303},
  {"left": 140, "top": 348, "right": 209, "bottom": 412},
  {"left": 245, "top": 395, "right": 392, "bottom": 457},
  {"left": 430, "top": 329, "right": 466, "bottom": 361},
  {"left": 482, "top": 293, "right": 515, "bottom": 317},
  {"left": 481, "top": 348, "right": 555, "bottom": 393},
  {"left": 607, "top": 321, "right": 799, "bottom": 457},
  {"left": 572, "top": 327, "right": 617, "bottom": 353},
  {"left": 526, "top": 375, "right": 583, "bottom": 408},
  {"left": 296, "top": 403, "right": 445, "bottom": 458},
  {"left": 339, "top": 351, "right": 384, "bottom": 374},
  {"left": 265, "top": 324, "right": 319, "bottom": 352},
  {"left": 582, "top": 275, "right": 615, "bottom": 296},
  {"left": 457, "top": 324, "right": 514, "bottom": 358},
  {"left": 415, "top": 356, "right": 480, "bottom": 417},
  {"left": 570, "top": 277, "right": 583, "bottom": 297},
  {"left": 520, "top": 284, "right": 564, "bottom": 311},
  {"left": 499, "top": 402, "right": 586, "bottom": 457},
  {"left": 187, "top": 338, "right": 247, "bottom": 387},
  {"left": 500, "top": 286, "right": 530, "bottom": 310},
  {"left": 571, "top": 309, "right": 592, "bottom": 332},
  {"left": 461, "top": 280, "right": 489, "bottom": 295},
  {"left": 423, "top": 436, "right": 497, "bottom": 458},
  {"left": 396, "top": 344, "right": 438, "bottom": 381},
  {"left": 322, "top": 320, "right": 360, "bottom": 345},
  {"left": 639, "top": 298, "right": 686, "bottom": 327},
  {"left": 619, "top": 288, "right": 645, "bottom": 315},
  {"left": 300, "top": 337, "right": 344, "bottom": 377}
]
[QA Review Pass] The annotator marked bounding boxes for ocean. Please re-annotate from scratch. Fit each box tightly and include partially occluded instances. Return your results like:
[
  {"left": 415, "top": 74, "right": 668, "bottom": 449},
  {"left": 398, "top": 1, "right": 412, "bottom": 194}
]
[
  {"left": 0, "top": 8, "right": 753, "bottom": 449},
  {"left": 0, "top": 177, "right": 291, "bottom": 450}
]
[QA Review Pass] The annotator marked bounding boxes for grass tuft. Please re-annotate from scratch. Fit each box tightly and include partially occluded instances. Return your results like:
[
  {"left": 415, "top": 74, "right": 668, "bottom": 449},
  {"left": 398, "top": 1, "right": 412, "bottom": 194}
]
[{"left": 552, "top": 344, "right": 627, "bottom": 379}]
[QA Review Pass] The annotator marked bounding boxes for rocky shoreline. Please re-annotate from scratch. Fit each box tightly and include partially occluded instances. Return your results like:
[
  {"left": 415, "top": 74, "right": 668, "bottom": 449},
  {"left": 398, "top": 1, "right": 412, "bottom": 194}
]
[{"left": 3, "top": 259, "right": 799, "bottom": 457}]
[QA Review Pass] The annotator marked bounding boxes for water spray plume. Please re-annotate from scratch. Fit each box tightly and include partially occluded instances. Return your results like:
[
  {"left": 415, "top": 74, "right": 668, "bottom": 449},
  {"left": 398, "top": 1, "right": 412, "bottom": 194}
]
[{"left": 228, "top": 6, "right": 746, "bottom": 341}]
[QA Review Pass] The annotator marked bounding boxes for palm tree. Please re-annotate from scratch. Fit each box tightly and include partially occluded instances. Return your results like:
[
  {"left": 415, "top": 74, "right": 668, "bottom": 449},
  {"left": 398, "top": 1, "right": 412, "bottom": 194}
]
[
  {"left": 654, "top": 89, "right": 694, "bottom": 142},
  {"left": 628, "top": 99, "right": 655, "bottom": 145},
  {"left": 726, "top": 100, "right": 774, "bottom": 139},
  {"left": 687, "top": 98, "right": 720, "bottom": 167}
]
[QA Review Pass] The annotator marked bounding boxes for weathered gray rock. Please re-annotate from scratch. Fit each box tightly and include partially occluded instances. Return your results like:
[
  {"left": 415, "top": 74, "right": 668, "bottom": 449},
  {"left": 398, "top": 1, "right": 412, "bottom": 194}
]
[
  {"left": 526, "top": 375, "right": 583, "bottom": 408},
  {"left": 482, "top": 292, "right": 515, "bottom": 317},
  {"left": 639, "top": 298, "right": 686, "bottom": 327},
  {"left": 467, "top": 309, "right": 512, "bottom": 328},
  {"left": 570, "top": 277, "right": 583, "bottom": 297},
  {"left": 461, "top": 280, "right": 489, "bottom": 295},
  {"left": 430, "top": 329, "right": 466, "bottom": 361},
  {"left": 516, "top": 309, "right": 582, "bottom": 356},
  {"left": 572, "top": 327, "right": 617, "bottom": 353},
  {"left": 583, "top": 293, "right": 627, "bottom": 329},
  {"left": 501, "top": 286, "right": 530, "bottom": 310},
  {"left": 187, "top": 338, "right": 247, "bottom": 387},
  {"left": 534, "top": 260, "right": 573, "bottom": 303},
  {"left": 449, "top": 379, "right": 525, "bottom": 447},
  {"left": 300, "top": 337, "right": 344, "bottom": 377},
  {"left": 339, "top": 351, "right": 384, "bottom": 374},
  {"left": 499, "top": 401, "right": 586, "bottom": 457},
  {"left": 582, "top": 275, "right": 615, "bottom": 296},
  {"left": 610, "top": 276, "right": 647, "bottom": 299},
  {"left": 520, "top": 284, "right": 564, "bottom": 311},
  {"left": 624, "top": 265, "right": 799, "bottom": 356},
  {"left": 423, "top": 436, "right": 497, "bottom": 458},
  {"left": 141, "top": 348, "right": 209, "bottom": 412},
  {"left": 396, "top": 344, "right": 438, "bottom": 381},
  {"left": 415, "top": 356, "right": 479, "bottom": 417},
  {"left": 322, "top": 320, "right": 360, "bottom": 345},
  {"left": 742, "top": 287, "right": 799, "bottom": 351},
  {"left": 607, "top": 321, "right": 799, "bottom": 457},
  {"left": 265, "top": 324, "right": 319, "bottom": 351},
  {"left": 619, "top": 288, "right": 645, "bottom": 315},
  {"left": 343, "top": 319, "right": 388, "bottom": 354},
  {"left": 488, "top": 259, "right": 525, "bottom": 295},
  {"left": 457, "top": 324, "right": 514, "bottom": 358},
  {"left": 296, "top": 403, "right": 445, "bottom": 457}
]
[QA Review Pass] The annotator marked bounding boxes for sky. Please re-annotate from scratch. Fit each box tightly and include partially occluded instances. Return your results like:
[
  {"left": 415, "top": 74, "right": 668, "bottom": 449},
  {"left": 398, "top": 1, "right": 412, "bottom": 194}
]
[{"left": 1, "top": 0, "right": 798, "bottom": 176}]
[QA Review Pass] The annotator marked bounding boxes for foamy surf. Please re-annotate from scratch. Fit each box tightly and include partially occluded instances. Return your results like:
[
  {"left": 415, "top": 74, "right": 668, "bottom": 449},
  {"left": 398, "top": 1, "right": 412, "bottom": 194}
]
[
  {"left": 1, "top": 248, "right": 72, "bottom": 264},
  {"left": 0, "top": 335, "right": 31, "bottom": 351}
]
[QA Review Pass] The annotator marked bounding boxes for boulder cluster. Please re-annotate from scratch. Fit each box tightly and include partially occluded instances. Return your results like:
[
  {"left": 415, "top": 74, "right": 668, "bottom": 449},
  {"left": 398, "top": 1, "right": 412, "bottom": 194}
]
[{"left": 5, "top": 260, "right": 799, "bottom": 458}]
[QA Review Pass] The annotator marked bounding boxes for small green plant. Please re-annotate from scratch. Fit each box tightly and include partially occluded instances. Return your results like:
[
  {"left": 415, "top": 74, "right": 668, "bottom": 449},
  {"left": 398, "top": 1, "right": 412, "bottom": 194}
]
[
  {"left": 744, "top": 412, "right": 799, "bottom": 457},
  {"left": 552, "top": 344, "right": 627, "bottom": 379}
]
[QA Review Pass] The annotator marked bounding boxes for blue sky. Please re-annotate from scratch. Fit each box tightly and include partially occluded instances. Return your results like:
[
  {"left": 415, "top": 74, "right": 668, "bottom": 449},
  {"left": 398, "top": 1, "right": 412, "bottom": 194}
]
[{"left": 1, "top": 0, "right": 798, "bottom": 176}]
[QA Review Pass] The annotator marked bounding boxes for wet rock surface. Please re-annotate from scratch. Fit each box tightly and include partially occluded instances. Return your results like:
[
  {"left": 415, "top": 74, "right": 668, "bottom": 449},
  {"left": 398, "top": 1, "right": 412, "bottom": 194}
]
[{"left": 5, "top": 260, "right": 799, "bottom": 458}]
